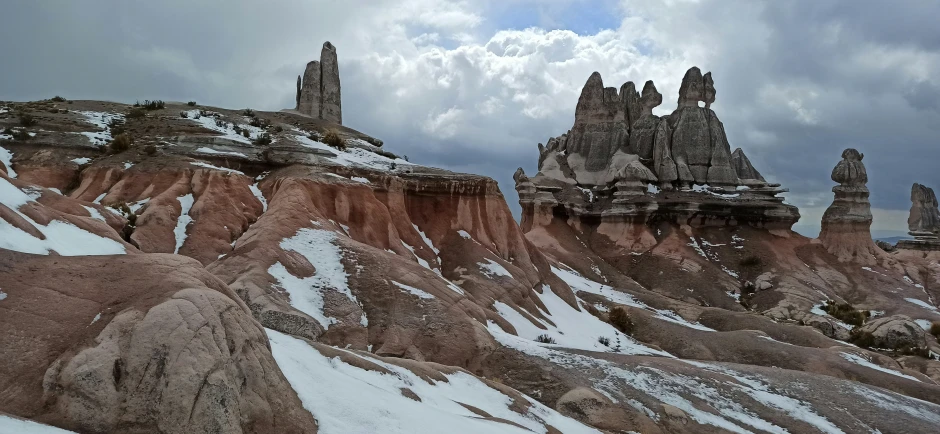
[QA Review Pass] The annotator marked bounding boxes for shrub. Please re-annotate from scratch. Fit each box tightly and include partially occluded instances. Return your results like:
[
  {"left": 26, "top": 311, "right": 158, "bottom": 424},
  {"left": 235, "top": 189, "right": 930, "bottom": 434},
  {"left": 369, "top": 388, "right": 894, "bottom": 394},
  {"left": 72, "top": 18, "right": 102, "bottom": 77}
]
[
  {"left": 895, "top": 344, "right": 931, "bottom": 359},
  {"left": 739, "top": 255, "right": 762, "bottom": 268},
  {"left": 242, "top": 108, "right": 255, "bottom": 117},
  {"left": 107, "top": 118, "right": 126, "bottom": 136},
  {"left": 597, "top": 336, "right": 611, "bottom": 347},
  {"left": 51, "top": 96, "right": 66, "bottom": 102},
  {"left": 179, "top": 111, "right": 189, "bottom": 118},
  {"left": 126, "top": 108, "right": 146, "bottom": 119},
  {"left": 18, "top": 113, "right": 37, "bottom": 127},
  {"left": 823, "top": 301, "right": 868, "bottom": 327},
  {"left": 274, "top": 125, "right": 283, "bottom": 133},
  {"left": 187, "top": 101, "right": 197, "bottom": 106},
  {"left": 215, "top": 118, "right": 228, "bottom": 129},
  {"left": 109, "top": 133, "right": 133, "bottom": 153},
  {"left": 609, "top": 307, "right": 635, "bottom": 334},
  {"left": 253, "top": 133, "right": 272, "bottom": 146},
  {"left": 535, "top": 334, "right": 556, "bottom": 344},
  {"left": 930, "top": 321, "right": 940, "bottom": 338},
  {"left": 848, "top": 329, "right": 875, "bottom": 349},
  {"left": 133, "top": 101, "right": 141, "bottom": 107},
  {"left": 112, "top": 203, "right": 137, "bottom": 227},
  {"left": 875, "top": 240, "right": 896, "bottom": 252},
  {"left": 241, "top": 129, "right": 250, "bottom": 138},
  {"left": 140, "top": 100, "right": 165, "bottom": 110},
  {"left": 10, "top": 129, "right": 32, "bottom": 141},
  {"left": 2, "top": 127, "right": 12, "bottom": 135},
  {"left": 322, "top": 129, "right": 346, "bottom": 150},
  {"left": 143, "top": 143, "right": 158, "bottom": 156}
]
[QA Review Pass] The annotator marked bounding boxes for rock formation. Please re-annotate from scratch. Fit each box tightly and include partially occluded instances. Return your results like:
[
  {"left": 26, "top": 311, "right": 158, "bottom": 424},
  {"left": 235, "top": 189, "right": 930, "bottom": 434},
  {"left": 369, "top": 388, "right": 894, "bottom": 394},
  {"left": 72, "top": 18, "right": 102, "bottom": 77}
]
[
  {"left": 818, "top": 148, "right": 881, "bottom": 264},
  {"left": 898, "top": 183, "right": 940, "bottom": 250},
  {"left": 519, "top": 67, "right": 798, "bottom": 244},
  {"left": 295, "top": 41, "right": 342, "bottom": 124}
]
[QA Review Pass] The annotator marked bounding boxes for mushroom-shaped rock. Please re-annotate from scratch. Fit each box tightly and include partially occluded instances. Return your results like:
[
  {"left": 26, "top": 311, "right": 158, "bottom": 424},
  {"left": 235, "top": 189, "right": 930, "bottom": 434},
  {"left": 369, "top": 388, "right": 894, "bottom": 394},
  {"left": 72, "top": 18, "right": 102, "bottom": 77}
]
[
  {"left": 639, "top": 80, "right": 662, "bottom": 117},
  {"left": 614, "top": 159, "right": 657, "bottom": 198},
  {"left": 677, "top": 67, "right": 705, "bottom": 108},
  {"left": 819, "top": 148, "right": 881, "bottom": 264}
]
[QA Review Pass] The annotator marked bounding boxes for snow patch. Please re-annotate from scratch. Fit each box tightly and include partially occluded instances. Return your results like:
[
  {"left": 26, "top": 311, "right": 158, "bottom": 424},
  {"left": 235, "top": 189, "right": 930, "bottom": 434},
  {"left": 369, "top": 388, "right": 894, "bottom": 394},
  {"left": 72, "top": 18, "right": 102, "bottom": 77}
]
[
  {"left": 173, "top": 194, "right": 194, "bottom": 254},
  {"left": 479, "top": 258, "right": 512, "bottom": 278},
  {"left": 190, "top": 161, "right": 245, "bottom": 175},
  {"left": 840, "top": 352, "right": 921, "bottom": 382},
  {"left": 413, "top": 223, "right": 439, "bottom": 254},
  {"left": 0, "top": 415, "right": 76, "bottom": 433},
  {"left": 249, "top": 183, "right": 267, "bottom": 212},
  {"left": 457, "top": 230, "right": 472, "bottom": 239},
  {"left": 0, "top": 144, "right": 16, "bottom": 177},
  {"left": 195, "top": 147, "right": 248, "bottom": 157},
  {"left": 391, "top": 280, "right": 435, "bottom": 300},
  {"left": 904, "top": 298, "right": 938, "bottom": 313}
]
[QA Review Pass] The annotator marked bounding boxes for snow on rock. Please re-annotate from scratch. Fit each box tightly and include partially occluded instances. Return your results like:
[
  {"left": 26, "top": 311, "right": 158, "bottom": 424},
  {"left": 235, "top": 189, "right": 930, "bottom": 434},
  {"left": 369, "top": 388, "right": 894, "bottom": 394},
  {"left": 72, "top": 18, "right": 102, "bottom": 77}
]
[
  {"left": 350, "top": 176, "right": 370, "bottom": 184},
  {"left": 489, "top": 284, "right": 671, "bottom": 357},
  {"left": 268, "top": 227, "right": 363, "bottom": 328},
  {"left": 76, "top": 111, "right": 123, "bottom": 146},
  {"left": 173, "top": 194, "right": 194, "bottom": 254},
  {"left": 294, "top": 133, "right": 412, "bottom": 171},
  {"left": 1, "top": 144, "right": 16, "bottom": 177},
  {"left": 0, "top": 177, "right": 126, "bottom": 255},
  {"left": 195, "top": 147, "right": 248, "bottom": 157},
  {"left": 904, "top": 298, "right": 939, "bottom": 313},
  {"left": 391, "top": 280, "right": 435, "bottom": 300},
  {"left": 553, "top": 265, "right": 715, "bottom": 331},
  {"left": 457, "top": 230, "right": 472, "bottom": 239},
  {"left": 267, "top": 328, "right": 599, "bottom": 434},
  {"left": 840, "top": 352, "right": 921, "bottom": 382},
  {"left": 190, "top": 161, "right": 245, "bottom": 175},
  {"left": 0, "top": 415, "right": 75, "bottom": 433},
  {"left": 182, "top": 110, "right": 265, "bottom": 144},
  {"left": 413, "top": 223, "right": 439, "bottom": 255},
  {"left": 0, "top": 290, "right": 7, "bottom": 301},
  {"left": 249, "top": 183, "right": 267, "bottom": 212},
  {"left": 478, "top": 258, "right": 512, "bottom": 278},
  {"left": 81, "top": 205, "right": 107, "bottom": 222},
  {"left": 70, "top": 157, "right": 91, "bottom": 165}
]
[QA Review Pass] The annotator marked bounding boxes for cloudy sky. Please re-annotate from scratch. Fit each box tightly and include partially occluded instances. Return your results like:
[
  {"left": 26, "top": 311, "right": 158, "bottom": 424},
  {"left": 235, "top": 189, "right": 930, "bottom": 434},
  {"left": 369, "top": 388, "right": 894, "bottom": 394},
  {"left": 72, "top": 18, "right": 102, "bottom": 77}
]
[{"left": 3, "top": 0, "right": 939, "bottom": 238}]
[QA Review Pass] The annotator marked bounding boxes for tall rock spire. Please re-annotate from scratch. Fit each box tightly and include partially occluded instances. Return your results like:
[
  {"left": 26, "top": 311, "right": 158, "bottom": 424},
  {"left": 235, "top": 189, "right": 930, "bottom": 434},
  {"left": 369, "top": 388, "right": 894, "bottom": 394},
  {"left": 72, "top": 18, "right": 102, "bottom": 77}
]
[
  {"left": 295, "top": 41, "right": 342, "bottom": 125},
  {"left": 818, "top": 149, "right": 882, "bottom": 264}
]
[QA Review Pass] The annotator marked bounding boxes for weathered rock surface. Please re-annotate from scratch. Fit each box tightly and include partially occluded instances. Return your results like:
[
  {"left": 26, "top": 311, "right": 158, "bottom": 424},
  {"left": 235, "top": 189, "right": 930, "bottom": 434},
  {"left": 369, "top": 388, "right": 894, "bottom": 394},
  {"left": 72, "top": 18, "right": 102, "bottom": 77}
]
[
  {"left": 0, "top": 250, "right": 316, "bottom": 433},
  {"left": 731, "top": 147, "right": 765, "bottom": 183},
  {"left": 818, "top": 148, "right": 883, "bottom": 264},
  {"left": 898, "top": 183, "right": 940, "bottom": 251},
  {"left": 857, "top": 315, "right": 929, "bottom": 349},
  {"left": 295, "top": 41, "right": 342, "bottom": 124}
]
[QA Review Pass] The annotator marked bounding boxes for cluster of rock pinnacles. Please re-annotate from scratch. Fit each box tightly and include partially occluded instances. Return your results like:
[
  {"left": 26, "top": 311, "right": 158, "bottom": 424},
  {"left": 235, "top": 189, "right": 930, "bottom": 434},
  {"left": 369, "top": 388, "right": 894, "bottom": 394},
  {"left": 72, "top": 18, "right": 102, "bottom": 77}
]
[
  {"left": 516, "top": 66, "right": 940, "bottom": 256},
  {"left": 295, "top": 41, "right": 342, "bottom": 124}
]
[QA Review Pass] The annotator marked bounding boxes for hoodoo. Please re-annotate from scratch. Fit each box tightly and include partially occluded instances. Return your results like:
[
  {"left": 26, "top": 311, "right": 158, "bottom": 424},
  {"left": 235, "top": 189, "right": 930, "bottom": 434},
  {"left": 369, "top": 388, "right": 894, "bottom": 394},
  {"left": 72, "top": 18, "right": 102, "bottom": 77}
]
[
  {"left": 818, "top": 148, "right": 882, "bottom": 264},
  {"left": 295, "top": 41, "right": 342, "bottom": 124}
]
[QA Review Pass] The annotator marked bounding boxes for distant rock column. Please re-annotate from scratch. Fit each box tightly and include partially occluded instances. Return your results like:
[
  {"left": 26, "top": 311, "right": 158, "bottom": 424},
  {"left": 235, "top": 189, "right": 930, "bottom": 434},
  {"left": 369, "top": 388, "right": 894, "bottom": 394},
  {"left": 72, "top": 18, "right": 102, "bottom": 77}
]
[
  {"left": 297, "top": 60, "right": 321, "bottom": 116},
  {"left": 818, "top": 148, "right": 881, "bottom": 264},
  {"left": 320, "top": 42, "right": 342, "bottom": 124},
  {"left": 897, "top": 183, "right": 940, "bottom": 250}
]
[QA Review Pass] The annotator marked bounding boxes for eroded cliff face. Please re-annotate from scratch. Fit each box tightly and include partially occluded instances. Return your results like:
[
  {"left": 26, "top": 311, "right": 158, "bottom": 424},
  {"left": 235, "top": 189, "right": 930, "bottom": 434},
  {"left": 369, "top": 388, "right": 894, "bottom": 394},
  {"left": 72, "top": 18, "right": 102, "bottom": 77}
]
[{"left": 3, "top": 97, "right": 940, "bottom": 434}]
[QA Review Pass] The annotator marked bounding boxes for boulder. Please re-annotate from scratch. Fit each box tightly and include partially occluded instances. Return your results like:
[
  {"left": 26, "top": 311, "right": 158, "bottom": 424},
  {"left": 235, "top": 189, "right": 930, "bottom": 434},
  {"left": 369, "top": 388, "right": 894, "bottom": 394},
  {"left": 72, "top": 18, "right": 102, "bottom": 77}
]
[{"left": 857, "top": 315, "right": 928, "bottom": 349}]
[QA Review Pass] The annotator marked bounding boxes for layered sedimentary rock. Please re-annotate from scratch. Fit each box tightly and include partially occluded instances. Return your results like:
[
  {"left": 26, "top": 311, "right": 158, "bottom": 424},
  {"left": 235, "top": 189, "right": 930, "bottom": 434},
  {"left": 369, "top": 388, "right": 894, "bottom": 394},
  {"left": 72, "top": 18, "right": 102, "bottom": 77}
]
[
  {"left": 818, "top": 148, "right": 882, "bottom": 264},
  {"left": 519, "top": 67, "right": 799, "bottom": 247},
  {"left": 295, "top": 41, "right": 342, "bottom": 124},
  {"left": 898, "top": 183, "right": 940, "bottom": 250}
]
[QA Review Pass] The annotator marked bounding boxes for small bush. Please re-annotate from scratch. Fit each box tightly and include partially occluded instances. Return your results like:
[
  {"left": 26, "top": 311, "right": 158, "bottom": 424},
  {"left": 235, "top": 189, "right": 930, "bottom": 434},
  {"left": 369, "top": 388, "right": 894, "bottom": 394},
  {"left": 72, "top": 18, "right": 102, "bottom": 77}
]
[
  {"left": 143, "top": 143, "right": 158, "bottom": 156},
  {"left": 215, "top": 118, "right": 228, "bottom": 129},
  {"left": 10, "top": 129, "right": 32, "bottom": 141},
  {"left": 322, "top": 129, "right": 346, "bottom": 150},
  {"left": 140, "top": 100, "right": 165, "bottom": 110},
  {"left": 253, "top": 133, "right": 272, "bottom": 146},
  {"left": 597, "top": 336, "right": 611, "bottom": 347},
  {"left": 848, "top": 329, "right": 875, "bottom": 349},
  {"left": 823, "top": 301, "right": 868, "bottom": 327},
  {"left": 126, "top": 108, "right": 146, "bottom": 119},
  {"left": 739, "top": 255, "right": 762, "bottom": 268},
  {"left": 242, "top": 108, "right": 255, "bottom": 117},
  {"left": 2, "top": 127, "right": 12, "bottom": 135},
  {"left": 109, "top": 133, "right": 133, "bottom": 153},
  {"left": 895, "top": 344, "right": 932, "bottom": 359},
  {"left": 112, "top": 203, "right": 137, "bottom": 227},
  {"left": 107, "top": 118, "right": 126, "bottom": 136},
  {"left": 875, "top": 240, "right": 896, "bottom": 252},
  {"left": 930, "top": 321, "right": 940, "bottom": 338},
  {"left": 535, "top": 334, "right": 556, "bottom": 344},
  {"left": 609, "top": 307, "right": 635, "bottom": 335},
  {"left": 133, "top": 101, "right": 141, "bottom": 107},
  {"left": 51, "top": 96, "right": 66, "bottom": 102},
  {"left": 179, "top": 111, "right": 189, "bottom": 118},
  {"left": 274, "top": 125, "right": 283, "bottom": 133},
  {"left": 241, "top": 129, "right": 250, "bottom": 138},
  {"left": 18, "top": 113, "right": 37, "bottom": 127},
  {"left": 187, "top": 101, "right": 197, "bottom": 106}
]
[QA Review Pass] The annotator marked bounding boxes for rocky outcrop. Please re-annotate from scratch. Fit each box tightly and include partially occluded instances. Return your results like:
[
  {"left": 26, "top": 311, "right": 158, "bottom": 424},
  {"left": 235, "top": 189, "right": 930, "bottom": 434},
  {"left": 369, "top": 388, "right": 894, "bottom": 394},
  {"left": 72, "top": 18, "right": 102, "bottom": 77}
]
[
  {"left": 731, "top": 148, "right": 765, "bottom": 183},
  {"left": 898, "top": 183, "right": 940, "bottom": 250},
  {"left": 0, "top": 250, "right": 316, "bottom": 433},
  {"left": 857, "top": 315, "right": 928, "bottom": 349},
  {"left": 295, "top": 41, "right": 342, "bottom": 124},
  {"left": 818, "top": 148, "right": 882, "bottom": 264}
]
